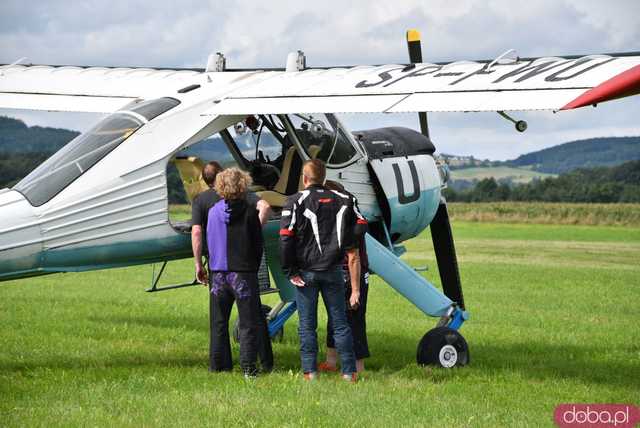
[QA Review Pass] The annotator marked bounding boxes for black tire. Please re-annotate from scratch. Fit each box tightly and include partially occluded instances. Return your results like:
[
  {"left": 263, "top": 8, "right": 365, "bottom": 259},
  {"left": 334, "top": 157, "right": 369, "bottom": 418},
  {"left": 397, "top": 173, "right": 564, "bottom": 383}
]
[
  {"left": 416, "top": 327, "right": 469, "bottom": 368},
  {"left": 232, "top": 304, "right": 283, "bottom": 343}
]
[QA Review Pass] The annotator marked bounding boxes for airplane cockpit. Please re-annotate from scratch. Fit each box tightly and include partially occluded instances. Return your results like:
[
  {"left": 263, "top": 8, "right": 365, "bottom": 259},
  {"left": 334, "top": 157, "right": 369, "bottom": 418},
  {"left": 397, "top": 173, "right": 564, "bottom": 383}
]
[{"left": 168, "top": 112, "right": 365, "bottom": 230}]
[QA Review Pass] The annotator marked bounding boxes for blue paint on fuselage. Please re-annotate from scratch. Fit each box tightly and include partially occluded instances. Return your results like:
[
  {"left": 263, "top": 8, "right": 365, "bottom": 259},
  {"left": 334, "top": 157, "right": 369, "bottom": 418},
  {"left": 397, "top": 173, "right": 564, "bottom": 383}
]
[
  {"left": 0, "top": 187, "right": 439, "bottom": 287},
  {"left": 0, "top": 233, "right": 192, "bottom": 282},
  {"left": 386, "top": 187, "right": 441, "bottom": 243}
]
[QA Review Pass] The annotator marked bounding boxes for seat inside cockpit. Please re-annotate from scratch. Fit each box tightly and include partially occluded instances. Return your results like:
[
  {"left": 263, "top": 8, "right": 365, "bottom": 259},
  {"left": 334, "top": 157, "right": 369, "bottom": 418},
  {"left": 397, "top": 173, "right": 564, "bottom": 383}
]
[{"left": 167, "top": 113, "right": 360, "bottom": 232}]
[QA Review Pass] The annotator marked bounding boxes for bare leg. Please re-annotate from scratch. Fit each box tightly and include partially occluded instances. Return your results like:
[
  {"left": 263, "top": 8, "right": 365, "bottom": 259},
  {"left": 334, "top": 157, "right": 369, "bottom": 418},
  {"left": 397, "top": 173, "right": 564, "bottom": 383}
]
[
  {"left": 325, "top": 347, "right": 338, "bottom": 367},
  {"left": 356, "top": 358, "right": 365, "bottom": 373}
]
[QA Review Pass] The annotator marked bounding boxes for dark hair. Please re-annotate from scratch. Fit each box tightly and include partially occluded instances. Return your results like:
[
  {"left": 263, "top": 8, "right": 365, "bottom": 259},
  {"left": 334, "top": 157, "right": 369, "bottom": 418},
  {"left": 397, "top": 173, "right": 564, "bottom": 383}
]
[
  {"left": 324, "top": 180, "right": 345, "bottom": 192},
  {"left": 203, "top": 161, "right": 223, "bottom": 186},
  {"left": 302, "top": 159, "right": 326, "bottom": 185}
]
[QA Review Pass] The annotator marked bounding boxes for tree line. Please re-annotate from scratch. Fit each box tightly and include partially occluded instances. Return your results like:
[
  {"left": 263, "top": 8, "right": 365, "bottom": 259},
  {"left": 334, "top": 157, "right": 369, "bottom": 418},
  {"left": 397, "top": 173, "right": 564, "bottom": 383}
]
[{"left": 444, "top": 160, "right": 640, "bottom": 203}]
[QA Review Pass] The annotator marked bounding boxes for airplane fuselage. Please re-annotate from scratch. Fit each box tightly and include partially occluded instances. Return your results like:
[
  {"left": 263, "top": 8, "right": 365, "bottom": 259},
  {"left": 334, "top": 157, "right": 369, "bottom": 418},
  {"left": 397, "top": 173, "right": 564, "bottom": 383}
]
[{"left": 0, "top": 96, "right": 444, "bottom": 282}]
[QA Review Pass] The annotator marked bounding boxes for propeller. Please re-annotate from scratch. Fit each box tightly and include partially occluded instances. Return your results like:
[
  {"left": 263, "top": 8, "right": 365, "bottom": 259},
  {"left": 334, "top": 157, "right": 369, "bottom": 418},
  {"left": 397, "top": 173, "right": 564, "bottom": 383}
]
[
  {"left": 406, "top": 29, "right": 465, "bottom": 311},
  {"left": 406, "top": 29, "right": 430, "bottom": 139}
]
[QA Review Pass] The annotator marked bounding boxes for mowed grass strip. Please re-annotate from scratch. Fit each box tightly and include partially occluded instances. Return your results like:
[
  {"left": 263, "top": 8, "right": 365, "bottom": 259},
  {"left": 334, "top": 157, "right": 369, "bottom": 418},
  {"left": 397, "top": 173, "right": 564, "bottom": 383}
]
[
  {"left": 448, "top": 202, "right": 640, "bottom": 227},
  {"left": 1, "top": 221, "right": 639, "bottom": 427}
]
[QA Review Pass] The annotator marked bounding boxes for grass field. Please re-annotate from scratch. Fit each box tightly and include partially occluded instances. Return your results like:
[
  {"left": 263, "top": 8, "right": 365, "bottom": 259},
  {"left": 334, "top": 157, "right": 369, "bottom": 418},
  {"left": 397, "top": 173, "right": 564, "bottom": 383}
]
[
  {"left": 1, "top": 220, "right": 639, "bottom": 427},
  {"left": 447, "top": 202, "right": 640, "bottom": 227},
  {"left": 450, "top": 166, "right": 555, "bottom": 183}
]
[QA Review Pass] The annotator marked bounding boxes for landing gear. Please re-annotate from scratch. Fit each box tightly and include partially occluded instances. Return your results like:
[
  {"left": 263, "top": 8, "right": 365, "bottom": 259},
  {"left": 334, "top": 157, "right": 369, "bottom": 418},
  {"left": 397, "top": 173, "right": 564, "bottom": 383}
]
[
  {"left": 417, "top": 327, "right": 470, "bottom": 368},
  {"left": 233, "top": 304, "right": 284, "bottom": 343},
  {"left": 497, "top": 110, "right": 528, "bottom": 133}
]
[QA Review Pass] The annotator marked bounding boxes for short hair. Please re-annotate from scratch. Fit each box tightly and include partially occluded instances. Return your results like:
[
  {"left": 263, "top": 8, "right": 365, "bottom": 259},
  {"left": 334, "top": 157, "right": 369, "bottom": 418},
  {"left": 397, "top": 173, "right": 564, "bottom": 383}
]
[
  {"left": 203, "top": 161, "right": 223, "bottom": 187},
  {"left": 303, "top": 159, "right": 326, "bottom": 185},
  {"left": 324, "top": 180, "right": 345, "bottom": 192},
  {"left": 215, "top": 167, "right": 252, "bottom": 200}
]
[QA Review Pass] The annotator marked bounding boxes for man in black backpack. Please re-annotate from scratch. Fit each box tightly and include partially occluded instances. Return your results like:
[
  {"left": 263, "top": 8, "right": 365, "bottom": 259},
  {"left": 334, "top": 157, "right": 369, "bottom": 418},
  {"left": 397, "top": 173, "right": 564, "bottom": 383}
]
[{"left": 280, "top": 159, "right": 363, "bottom": 382}]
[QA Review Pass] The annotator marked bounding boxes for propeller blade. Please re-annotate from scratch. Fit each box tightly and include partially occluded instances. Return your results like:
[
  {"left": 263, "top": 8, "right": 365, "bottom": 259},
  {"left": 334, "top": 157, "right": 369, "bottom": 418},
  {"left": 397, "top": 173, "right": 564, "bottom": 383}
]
[
  {"left": 406, "top": 29, "right": 430, "bottom": 138},
  {"left": 406, "top": 29, "right": 423, "bottom": 63}
]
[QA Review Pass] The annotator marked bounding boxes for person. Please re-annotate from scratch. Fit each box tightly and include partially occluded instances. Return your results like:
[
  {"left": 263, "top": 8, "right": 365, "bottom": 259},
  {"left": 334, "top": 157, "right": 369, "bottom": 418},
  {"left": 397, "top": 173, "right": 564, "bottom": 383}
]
[
  {"left": 191, "top": 161, "right": 224, "bottom": 285},
  {"left": 279, "top": 159, "right": 362, "bottom": 382},
  {"left": 191, "top": 161, "right": 271, "bottom": 284},
  {"left": 190, "top": 161, "right": 273, "bottom": 373},
  {"left": 206, "top": 167, "right": 271, "bottom": 377},
  {"left": 320, "top": 180, "right": 370, "bottom": 373}
]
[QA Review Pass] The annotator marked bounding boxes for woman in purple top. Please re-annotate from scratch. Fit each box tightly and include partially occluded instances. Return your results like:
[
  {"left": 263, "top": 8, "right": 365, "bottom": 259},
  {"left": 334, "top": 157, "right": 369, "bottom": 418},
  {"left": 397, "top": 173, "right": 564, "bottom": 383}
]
[{"left": 206, "top": 168, "right": 271, "bottom": 377}]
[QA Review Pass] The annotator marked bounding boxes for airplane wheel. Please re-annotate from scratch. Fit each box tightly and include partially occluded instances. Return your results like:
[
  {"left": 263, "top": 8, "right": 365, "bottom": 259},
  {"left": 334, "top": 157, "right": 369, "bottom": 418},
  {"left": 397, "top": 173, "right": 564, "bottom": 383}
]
[
  {"left": 232, "top": 305, "right": 283, "bottom": 343},
  {"left": 515, "top": 120, "right": 528, "bottom": 132},
  {"left": 417, "top": 327, "right": 469, "bottom": 368}
]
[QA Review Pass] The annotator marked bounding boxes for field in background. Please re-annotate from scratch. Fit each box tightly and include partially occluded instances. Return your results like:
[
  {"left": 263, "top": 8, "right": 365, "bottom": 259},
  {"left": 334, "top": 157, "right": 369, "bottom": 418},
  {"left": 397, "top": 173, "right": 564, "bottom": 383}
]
[
  {"left": 449, "top": 166, "right": 555, "bottom": 184},
  {"left": 1, "top": 218, "right": 639, "bottom": 427},
  {"left": 448, "top": 202, "right": 640, "bottom": 226}
]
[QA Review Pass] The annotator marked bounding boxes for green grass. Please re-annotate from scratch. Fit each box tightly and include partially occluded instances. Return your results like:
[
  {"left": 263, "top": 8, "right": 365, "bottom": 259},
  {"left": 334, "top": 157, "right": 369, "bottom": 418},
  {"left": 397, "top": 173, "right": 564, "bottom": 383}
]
[
  {"left": 450, "top": 166, "right": 555, "bottom": 183},
  {"left": 448, "top": 202, "right": 640, "bottom": 227},
  {"left": 1, "top": 222, "right": 639, "bottom": 427}
]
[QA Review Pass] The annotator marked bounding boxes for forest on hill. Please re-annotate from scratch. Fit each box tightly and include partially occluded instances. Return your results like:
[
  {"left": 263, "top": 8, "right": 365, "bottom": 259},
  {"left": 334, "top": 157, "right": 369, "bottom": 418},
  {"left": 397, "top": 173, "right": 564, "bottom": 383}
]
[{"left": 444, "top": 160, "right": 640, "bottom": 203}]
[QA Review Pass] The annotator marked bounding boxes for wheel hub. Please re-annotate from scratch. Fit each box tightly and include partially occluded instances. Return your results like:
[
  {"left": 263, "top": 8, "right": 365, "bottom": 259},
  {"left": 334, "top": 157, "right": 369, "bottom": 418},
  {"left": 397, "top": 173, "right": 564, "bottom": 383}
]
[{"left": 439, "top": 344, "right": 458, "bottom": 368}]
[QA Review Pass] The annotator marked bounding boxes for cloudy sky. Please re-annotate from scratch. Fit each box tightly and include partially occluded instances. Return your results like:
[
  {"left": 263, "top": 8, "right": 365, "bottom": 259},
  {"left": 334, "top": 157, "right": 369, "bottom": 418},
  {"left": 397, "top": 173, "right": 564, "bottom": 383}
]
[{"left": 1, "top": 0, "right": 638, "bottom": 160}]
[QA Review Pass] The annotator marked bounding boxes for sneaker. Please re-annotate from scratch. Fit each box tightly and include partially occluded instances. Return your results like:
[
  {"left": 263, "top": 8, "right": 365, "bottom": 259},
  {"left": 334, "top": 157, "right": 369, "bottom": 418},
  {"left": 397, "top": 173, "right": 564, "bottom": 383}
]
[
  {"left": 318, "top": 362, "right": 338, "bottom": 373},
  {"left": 303, "top": 372, "right": 318, "bottom": 381},
  {"left": 243, "top": 367, "right": 258, "bottom": 380},
  {"left": 341, "top": 373, "right": 357, "bottom": 383}
]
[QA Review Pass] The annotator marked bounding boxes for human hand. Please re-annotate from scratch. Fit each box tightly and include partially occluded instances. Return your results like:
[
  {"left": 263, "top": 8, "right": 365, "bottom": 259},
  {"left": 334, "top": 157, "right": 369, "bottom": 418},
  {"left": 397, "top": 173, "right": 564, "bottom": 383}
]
[
  {"left": 349, "top": 292, "right": 360, "bottom": 310},
  {"left": 290, "top": 275, "right": 305, "bottom": 287},
  {"left": 196, "top": 264, "right": 208, "bottom": 285}
]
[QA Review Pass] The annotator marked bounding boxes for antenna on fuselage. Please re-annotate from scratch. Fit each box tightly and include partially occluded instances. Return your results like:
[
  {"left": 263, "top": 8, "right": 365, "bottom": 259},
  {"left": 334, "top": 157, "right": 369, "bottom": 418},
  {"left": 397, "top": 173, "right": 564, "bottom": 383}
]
[
  {"left": 406, "top": 29, "right": 430, "bottom": 139},
  {"left": 206, "top": 52, "right": 226, "bottom": 72}
]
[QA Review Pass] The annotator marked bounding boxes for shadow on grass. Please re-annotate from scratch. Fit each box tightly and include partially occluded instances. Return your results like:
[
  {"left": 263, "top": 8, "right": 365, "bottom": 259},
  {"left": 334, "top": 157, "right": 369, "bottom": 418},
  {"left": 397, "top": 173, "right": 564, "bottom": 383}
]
[
  {"left": 89, "top": 314, "right": 209, "bottom": 334},
  {"left": 471, "top": 340, "right": 639, "bottom": 389},
  {"left": 3, "top": 322, "right": 636, "bottom": 389}
]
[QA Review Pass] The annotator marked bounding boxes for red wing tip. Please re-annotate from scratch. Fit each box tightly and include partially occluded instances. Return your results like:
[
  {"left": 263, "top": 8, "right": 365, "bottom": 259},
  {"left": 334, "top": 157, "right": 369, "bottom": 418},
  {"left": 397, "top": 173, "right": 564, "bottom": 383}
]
[{"left": 561, "top": 64, "right": 640, "bottom": 110}]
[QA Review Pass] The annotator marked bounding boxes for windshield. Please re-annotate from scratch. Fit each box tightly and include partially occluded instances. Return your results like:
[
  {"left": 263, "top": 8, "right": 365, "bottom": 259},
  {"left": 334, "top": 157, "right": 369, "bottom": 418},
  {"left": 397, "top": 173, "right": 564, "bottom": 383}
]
[
  {"left": 287, "top": 113, "right": 359, "bottom": 166},
  {"left": 14, "top": 97, "right": 180, "bottom": 206},
  {"left": 229, "top": 115, "right": 289, "bottom": 165}
]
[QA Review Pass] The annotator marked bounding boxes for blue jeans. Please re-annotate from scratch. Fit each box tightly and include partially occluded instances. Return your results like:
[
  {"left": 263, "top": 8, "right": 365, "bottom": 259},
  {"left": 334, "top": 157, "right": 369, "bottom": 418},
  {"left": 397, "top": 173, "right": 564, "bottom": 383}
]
[{"left": 296, "top": 268, "right": 356, "bottom": 375}]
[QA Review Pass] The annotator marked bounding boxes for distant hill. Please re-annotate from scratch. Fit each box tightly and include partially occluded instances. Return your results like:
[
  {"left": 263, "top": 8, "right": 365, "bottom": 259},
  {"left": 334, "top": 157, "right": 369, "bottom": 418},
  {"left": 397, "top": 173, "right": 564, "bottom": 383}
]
[
  {"left": 444, "top": 136, "right": 640, "bottom": 189},
  {"left": 448, "top": 166, "right": 555, "bottom": 191},
  {"left": 445, "top": 160, "right": 640, "bottom": 203},
  {"left": 0, "top": 117, "right": 81, "bottom": 188},
  {"left": 0, "top": 116, "right": 79, "bottom": 154},
  {"left": 508, "top": 136, "right": 640, "bottom": 174}
]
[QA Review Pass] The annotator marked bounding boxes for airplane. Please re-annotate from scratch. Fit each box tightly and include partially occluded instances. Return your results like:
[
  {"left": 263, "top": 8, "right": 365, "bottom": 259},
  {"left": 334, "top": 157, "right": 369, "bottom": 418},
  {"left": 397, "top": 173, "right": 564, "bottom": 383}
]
[{"left": 1, "top": 29, "right": 639, "bottom": 368}]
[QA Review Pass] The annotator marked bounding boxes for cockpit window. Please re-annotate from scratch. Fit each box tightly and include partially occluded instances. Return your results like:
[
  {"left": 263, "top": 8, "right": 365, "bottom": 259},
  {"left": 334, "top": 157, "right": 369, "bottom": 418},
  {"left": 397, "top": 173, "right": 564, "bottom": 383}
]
[
  {"left": 229, "top": 116, "right": 286, "bottom": 164},
  {"left": 129, "top": 97, "right": 180, "bottom": 121},
  {"left": 14, "top": 97, "right": 180, "bottom": 206},
  {"left": 287, "top": 113, "right": 359, "bottom": 166}
]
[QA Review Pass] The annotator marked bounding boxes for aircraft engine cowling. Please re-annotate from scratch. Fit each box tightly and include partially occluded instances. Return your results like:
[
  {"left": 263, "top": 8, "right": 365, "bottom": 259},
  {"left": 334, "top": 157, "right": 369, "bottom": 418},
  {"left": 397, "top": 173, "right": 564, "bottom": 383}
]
[{"left": 355, "top": 127, "right": 442, "bottom": 243}]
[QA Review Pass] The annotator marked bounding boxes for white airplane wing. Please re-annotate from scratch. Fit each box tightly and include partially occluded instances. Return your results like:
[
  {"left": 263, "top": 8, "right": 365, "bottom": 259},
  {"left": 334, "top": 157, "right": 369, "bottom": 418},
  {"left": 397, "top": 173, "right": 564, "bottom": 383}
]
[
  {"left": 1, "top": 53, "right": 639, "bottom": 114},
  {"left": 207, "top": 54, "right": 640, "bottom": 114},
  {"left": 0, "top": 64, "right": 205, "bottom": 113}
]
